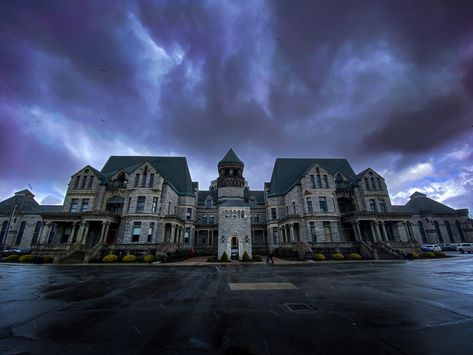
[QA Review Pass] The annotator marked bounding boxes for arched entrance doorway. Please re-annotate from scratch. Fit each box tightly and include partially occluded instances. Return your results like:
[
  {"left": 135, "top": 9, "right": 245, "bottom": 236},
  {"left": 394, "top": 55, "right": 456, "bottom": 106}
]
[{"left": 231, "top": 236, "right": 239, "bottom": 260}]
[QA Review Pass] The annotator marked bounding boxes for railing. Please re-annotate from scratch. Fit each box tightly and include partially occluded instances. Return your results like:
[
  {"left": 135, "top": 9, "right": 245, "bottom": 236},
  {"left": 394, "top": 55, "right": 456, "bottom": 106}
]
[
  {"left": 84, "top": 243, "right": 104, "bottom": 263},
  {"left": 359, "top": 240, "right": 375, "bottom": 259},
  {"left": 54, "top": 243, "right": 84, "bottom": 263},
  {"left": 376, "top": 241, "right": 402, "bottom": 259},
  {"left": 385, "top": 241, "right": 420, "bottom": 249}
]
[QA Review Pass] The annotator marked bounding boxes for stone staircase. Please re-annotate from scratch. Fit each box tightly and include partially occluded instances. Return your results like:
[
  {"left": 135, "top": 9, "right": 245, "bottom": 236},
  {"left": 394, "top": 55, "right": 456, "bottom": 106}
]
[
  {"left": 60, "top": 250, "right": 86, "bottom": 264},
  {"left": 374, "top": 247, "right": 401, "bottom": 260}
]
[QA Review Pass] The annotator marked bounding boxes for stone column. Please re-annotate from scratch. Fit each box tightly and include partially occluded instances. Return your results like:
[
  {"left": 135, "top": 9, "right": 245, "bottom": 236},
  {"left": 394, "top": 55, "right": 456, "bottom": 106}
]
[
  {"left": 100, "top": 222, "right": 110, "bottom": 244},
  {"left": 351, "top": 222, "right": 360, "bottom": 242},
  {"left": 355, "top": 222, "right": 363, "bottom": 242},
  {"left": 81, "top": 222, "right": 90, "bottom": 245},
  {"left": 170, "top": 224, "right": 175, "bottom": 243},
  {"left": 38, "top": 222, "right": 51, "bottom": 245},
  {"left": 375, "top": 222, "right": 382, "bottom": 243},
  {"left": 370, "top": 221, "right": 377, "bottom": 243},
  {"left": 70, "top": 223, "right": 77, "bottom": 244},
  {"left": 289, "top": 224, "right": 295, "bottom": 242},
  {"left": 407, "top": 222, "right": 415, "bottom": 242}
]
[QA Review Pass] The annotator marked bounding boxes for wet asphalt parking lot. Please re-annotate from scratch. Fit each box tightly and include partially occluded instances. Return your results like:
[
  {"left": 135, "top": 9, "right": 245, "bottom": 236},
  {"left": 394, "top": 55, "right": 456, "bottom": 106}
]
[{"left": 1, "top": 254, "right": 473, "bottom": 355}]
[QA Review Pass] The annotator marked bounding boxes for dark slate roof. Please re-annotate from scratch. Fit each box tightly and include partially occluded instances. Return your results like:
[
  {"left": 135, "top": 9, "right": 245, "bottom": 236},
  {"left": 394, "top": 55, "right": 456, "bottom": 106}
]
[
  {"left": 0, "top": 190, "right": 40, "bottom": 213},
  {"left": 268, "top": 158, "right": 356, "bottom": 197},
  {"left": 33, "top": 205, "right": 63, "bottom": 213},
  {"left": 405, "top": 192, "right": 456, "bottom": 213},
  {"left": 87, "top": 165, "right": 107, "bottom": 183},
  {"left": 218, "top": 148, "right": 243, "bottom": 165},
  {"left": 355, "top": 168, "right": 372, "bottom": 180},
  {"left": 219, "top": 200, "right": 248, "bottom": 207},
  {"left": 197, "top": 190, "right": 218, "bottom": 204},
  {"left": 101, "top": 156, "right": 194, "bottom": 196},
  {"left": 244, "top": 190, "right": 265, "bottom": 205},
  {"left": 391, "top": 205, "right": 415, "bottom": 213}
]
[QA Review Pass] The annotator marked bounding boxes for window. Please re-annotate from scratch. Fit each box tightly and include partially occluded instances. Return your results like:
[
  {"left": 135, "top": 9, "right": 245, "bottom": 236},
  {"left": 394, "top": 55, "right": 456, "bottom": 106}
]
[
  {"left": 147, "top": 222, "right": 154, "bottom": 243},
  {"left": 209, "top": 215, "right": 215, "bottom": 224},
  {"left": 434, "top": 221, "right": 444, "bottom": 243},
  {"left": 307, "top": 198, "right": 313, "bottom": 213},
  {"left": 456, "top": 220, "right": 466, "bottom": 242},
  {"left": 445, "top": 221, "right": 455, "bottom": 243},
  {"left": 418, "top": 221, "right": 427, "bottom": 243},
  {"left": 309, "top": 221, "right": 316, "bottom": 242},
  {"left": 47, "top": 223, "right": 57, "bottom": 244},
  {"left": 74, "top": 176, "right": 80, "bottom": 189},
  {"left": 15, "top": 221, "right": 26, "bottom": 246},
  {"left": 369, "top": 199, "right": 377, "bottom": 212},
  {"left": 0, "top": 221, "right": 7, "bottom": 243},
  {"left": 132, "top": 222, "right": 141, "bottom": 242},
  {"left": 378, "top": 199, "right": 387, "bottom": 212},
  {"left": 225, "top": 210, "right": 229, "bottom": 218},
  {"left": 377, "top": 177, "right": 383, "bottom": 191},
  {"left": 134, "top": 174, "right": 140, "bottom": 187},
  {"left": 365, "top": 178, "right": 371, "bottom": 191},
  {"left": 141, "top": 173, "right": 147, "bottom": 187},
  {"left": 168, "top": 201, "right": 171, "bottom": 215},
  {"left": 70, "top": 198, "right": 78, "bottom": 212},
  {"left": 186, "top": 208, "right": 192, "bottom": 220},
  {"left": 319, "top": 197, "right": 328, "bottom": 212},
  {"left": 253, "top": 214, "right": 260, "bottom": 224},
  {"left": 323, "top": 222, "right": 332, "bottom": 241},
  {"left": 81, "top": 176, "right": 87, "bottom": 189},
  {"left": 184, "top": 227, "right": 190, "bottom": 243},
  {"left": 317, "top": 175, "right": 322, "bottom": 188},
  {"left": 88, "top": 176, "right": 94, "bottom": 189},
  {"left": 149, "top": 174, "right": 154, "bottom": 187},
  {"left": 80, "top": 198, "right": 89, "bottom": 212},
  {"left": 310, "top": 175, "right": 316, "bottom": 189},
  {"left": 136, "top": 196, "right": 145, "bottom": 212},
  {"left": 202, "top": 215, "right": 208, "bottom": 224},
  {"left": 232, "top": 210, "right": 237, "bottom": 218},
  {"left": 206, "top": 198, "right": 212, "bottom": 208},
  {"left": 291, "top": 201, "right": 296, "bottom": 214},
  {"left": 127, "top": 197, "right": 131, "bottom": 213},
  {"left": 371, "top": 177, "right": 376, "bottom": 191},
  {"left": 323, "top": 175, "right": 329, "bottom": 188},
  {"left": 241, "top": 211, "right": 245, "bottom": 218},
  {"left": 31, "top": 221, "right": 41, "bottom": 246},
  {"left": 271, "top": 208, "right": 277, "bottom": 219},
  {"left": 249, "top": 198, "right": 256, "bottom": 207},
  {"left": 152, "top": 197, "right": 158, "bottom": 212},
  {"left": 272, "top": 227, "right": 279, "bottom": 244}
]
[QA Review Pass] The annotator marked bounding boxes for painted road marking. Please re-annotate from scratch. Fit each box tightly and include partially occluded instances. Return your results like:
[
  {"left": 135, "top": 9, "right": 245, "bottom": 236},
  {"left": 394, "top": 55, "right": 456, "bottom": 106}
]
[{"left": 229, "top": 282, "right": 298, "bottom": 290}]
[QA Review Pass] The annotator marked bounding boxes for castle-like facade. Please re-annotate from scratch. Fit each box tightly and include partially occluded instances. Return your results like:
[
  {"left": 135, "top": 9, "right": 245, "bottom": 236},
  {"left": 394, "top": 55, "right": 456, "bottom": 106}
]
[{"left": 1, "top": 149, "right": 472, "bottom": 262}]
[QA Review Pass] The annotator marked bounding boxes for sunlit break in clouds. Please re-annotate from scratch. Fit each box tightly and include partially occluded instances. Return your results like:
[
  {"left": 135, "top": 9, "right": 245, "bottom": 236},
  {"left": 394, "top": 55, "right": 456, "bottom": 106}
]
[{"left": 0, "top": 0, "right": 472, "bottom": 211}]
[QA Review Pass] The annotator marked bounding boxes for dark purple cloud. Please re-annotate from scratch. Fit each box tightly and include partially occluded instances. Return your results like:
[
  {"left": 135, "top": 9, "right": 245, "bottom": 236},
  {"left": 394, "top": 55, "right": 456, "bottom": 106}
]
[{"left": 0, "top": 0, "right": 472, "bottom": 212}]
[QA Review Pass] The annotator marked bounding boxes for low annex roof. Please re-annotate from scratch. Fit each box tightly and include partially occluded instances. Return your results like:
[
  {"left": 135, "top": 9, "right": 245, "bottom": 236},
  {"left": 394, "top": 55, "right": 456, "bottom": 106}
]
[
  {"left": 0, "top": 190, "right": 63, "bottom": 214},
  {"left": 268, "top": 158, "right": 356, "bottom": 197},
  {"left": 101, "top": 156, "right": 194, "bottom": 196},
  {"left": 405, "top": 192, "right": 456, "bottom": 213}
]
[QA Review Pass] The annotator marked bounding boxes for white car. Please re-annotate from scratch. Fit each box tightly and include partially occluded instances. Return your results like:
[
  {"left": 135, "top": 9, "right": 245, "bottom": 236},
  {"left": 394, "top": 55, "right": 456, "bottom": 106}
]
[
  {"left": 420, "top": 244, "right": 442, "bottom": 252},
  {"left": 457, "top": 243, "right": 473, "bottom": 254}
]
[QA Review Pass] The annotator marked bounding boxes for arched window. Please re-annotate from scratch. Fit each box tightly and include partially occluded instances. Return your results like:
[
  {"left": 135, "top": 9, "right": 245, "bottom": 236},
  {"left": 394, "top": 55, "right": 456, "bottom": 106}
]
[
  {"left": 232, "top": 210, "right": 237, "bottom": 218},
  {"left": 456, "top": 220, "right": 466, "bottom": 242},
  {"left": 31, "top": 221, "right": 42, "bottom": 246},
  {"left": 15, "top": 221, "right": 26, "bottom": 246},
  {"left": 240, "top": 211, "right": 245, "bottom": 218},
  {"left": 225, "top": 210, "right": 229, "bottom": 218},
  {"left": 0, "top": 221, "right": 8, "bottom": 244},
  {"left": 444, "top": 221, "right": 455, "bottom": 243},
  {"left": 418, "top": 221, "right": 427, "bottom": 243},
  {"left": 434, "top": 221, "right": 444, "bottom": 243}
]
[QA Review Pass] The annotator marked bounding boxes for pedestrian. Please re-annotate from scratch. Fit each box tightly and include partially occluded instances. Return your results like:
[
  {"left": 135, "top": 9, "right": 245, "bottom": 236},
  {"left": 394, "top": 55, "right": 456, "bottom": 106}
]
[{"left": 266, "top": 251, "right": 274, "bottom": 264}]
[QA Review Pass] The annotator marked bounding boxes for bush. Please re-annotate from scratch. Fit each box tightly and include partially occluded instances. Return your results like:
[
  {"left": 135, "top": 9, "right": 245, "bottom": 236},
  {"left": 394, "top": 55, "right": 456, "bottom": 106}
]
[
  {"left": 420, "top": 252, "right": 435, "bottom": 258},
  {"left": 407, "top": 252, "right": 418, "bottom": 259},
  {"left": 220, "top": 251, "right": 229, "bottom": 262},
  {"left": 207, "top": 256, "right": 215, "bottom": 262},
  {"left": 5, "top": 254, "right": 20, "bottom": 262},
  {"left": 348, "top": 253, "right": 362, "bottom": 260},
  {"left": 102, "top": 254, "right": 118, "bottom": 263},
  {"left": 19, "top": 254, "right": 34, "bottom": 263},
  {"left": 42, "top": 255, "right": 54, "bottom": 263},
  {"left": 313, "top": 253, "right": 326, "bottom": 261},
  {"left": 122, "top": 254, "right": 137, "bottom": 263},
  {"left": 332, "top": 253, "right": 345, "bottom": 260},
  {"left": 241, "top": 251, "right": 251, "bottom": 262},
  {"left": 434, "top": 251, "right": 446, "bottom": 258},
  {"left": 143, "top": 255, "right": 155, "bottom": 263},
  {"left": 252, "top": 254, "right": 262, "bottom": 262}
]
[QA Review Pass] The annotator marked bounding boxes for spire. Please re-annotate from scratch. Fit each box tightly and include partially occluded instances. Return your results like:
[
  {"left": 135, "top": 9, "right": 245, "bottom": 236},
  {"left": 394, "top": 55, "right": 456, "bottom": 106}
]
[{"left": 219, "top": 148, "right": 243, "bottom": 165}]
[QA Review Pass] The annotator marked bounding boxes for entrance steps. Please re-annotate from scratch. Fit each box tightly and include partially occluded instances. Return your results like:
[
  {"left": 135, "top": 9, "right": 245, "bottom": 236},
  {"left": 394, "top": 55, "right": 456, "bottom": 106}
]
[{"left": 60, "top": 250, "right": 86, "bottom": 264}]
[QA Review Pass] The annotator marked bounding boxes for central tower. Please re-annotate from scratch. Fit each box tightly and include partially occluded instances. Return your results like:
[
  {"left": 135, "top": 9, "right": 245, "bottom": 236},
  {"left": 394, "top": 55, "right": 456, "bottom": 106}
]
[{"left": 217, "top": 148, "right": 245, "bottom": 200}]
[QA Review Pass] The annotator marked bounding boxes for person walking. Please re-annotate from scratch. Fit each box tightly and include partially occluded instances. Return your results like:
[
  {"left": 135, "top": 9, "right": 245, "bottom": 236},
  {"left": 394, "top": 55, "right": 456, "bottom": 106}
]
[{"left": 266, "top": 251, "right": 274, "bottom": 264}]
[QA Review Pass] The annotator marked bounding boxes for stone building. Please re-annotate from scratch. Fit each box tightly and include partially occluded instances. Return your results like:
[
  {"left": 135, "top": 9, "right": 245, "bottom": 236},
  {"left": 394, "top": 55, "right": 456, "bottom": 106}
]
[{"left": 1, "top": 149, "right": 472, "bottom": 262}]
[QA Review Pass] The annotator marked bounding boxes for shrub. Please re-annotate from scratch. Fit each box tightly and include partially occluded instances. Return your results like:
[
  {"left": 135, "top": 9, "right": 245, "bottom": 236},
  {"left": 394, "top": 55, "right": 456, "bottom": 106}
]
[
  {"left": 348, "top": 253, "right": 362, "bottom": 260},
  {"left": 220, "top": 251, "right": 229, "bottom": 262},
  {"left": 42, "top": 255, "right": 54, "bottom": 263},
  {"left": 313, "top": 253, "right": 326, "bottom": 261},
  {"left": 19, "top": 254, "right": 34, "bottom": 263},
  {"left": 143, "top": 255, "right": 155, "bottom": 263},
  {"left": 5, "top": 254, "right": 20, "bottom": 262},
  {"left": 420, "top": 252, "right": 435, "bottom": 258},
  {"left": 122, "top": 254, "right": 137, "bottom": 263},
  {"left": 434, "top": 251, "right": 446, "bottom": 258},
  {"left": 102, "top": 254, "right": 118, "bottom": 263},
  {"left": 407, "top": 252, "right": 418, "bottom": 259},
  {"left": 241, "top": 251, "right": 251, "bottom": 262},
  {"left": 207, "top": 256, "right": 215, "bottom": 262},
  {"left": 252, "top": 255, "right": 262, "bottom": 262},
  {"left": 332, "top": 253, "right": 344, "bottom": 260}
]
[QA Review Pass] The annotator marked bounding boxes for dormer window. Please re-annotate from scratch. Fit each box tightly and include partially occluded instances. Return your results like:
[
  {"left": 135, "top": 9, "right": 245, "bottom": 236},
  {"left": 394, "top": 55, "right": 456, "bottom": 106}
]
[
  {"left": 206, "top": 198, "right": 212, "bottom": 208},
  {"left": 249, "top": 197, "right": 256, "bottom": 207}
]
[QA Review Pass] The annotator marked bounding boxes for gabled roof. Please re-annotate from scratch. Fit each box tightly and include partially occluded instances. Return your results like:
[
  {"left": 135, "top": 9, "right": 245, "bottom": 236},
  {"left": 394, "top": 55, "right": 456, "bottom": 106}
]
[
  {"left": 219, "top": 148, "right": 243, "bottom": 165},
  {"left": 268, "top": 158, "right": 356, "bottom": 197},
  {"left": 0, "top": 190, "right": 40, "bottom": 213},
  {"left": 405, "top": 192, "right": 455, "bottom": 213},
  {"left": 244, "top": 190, "right": 265, "bottom": 205},
  {"left": 101, "top": 156, "right": 194, "bottom": 196},
  {"left": 73, "top": 165, "right": 107, "bottom": 183},
  {"left": 197, "top": 190, "right": 218, "bottom": 204}
]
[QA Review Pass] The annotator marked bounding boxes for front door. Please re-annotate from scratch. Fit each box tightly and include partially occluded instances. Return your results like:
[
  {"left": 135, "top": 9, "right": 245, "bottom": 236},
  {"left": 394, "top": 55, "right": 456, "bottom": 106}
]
[{"left": 231, "top": 237, "right": 239, "bottom": 260}]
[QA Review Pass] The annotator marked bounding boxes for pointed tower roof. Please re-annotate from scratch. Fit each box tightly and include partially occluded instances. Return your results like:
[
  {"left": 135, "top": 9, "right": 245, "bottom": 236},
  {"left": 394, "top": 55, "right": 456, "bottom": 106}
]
[{"left": 219, "top": 148, "right": 243, "bottom": 165}]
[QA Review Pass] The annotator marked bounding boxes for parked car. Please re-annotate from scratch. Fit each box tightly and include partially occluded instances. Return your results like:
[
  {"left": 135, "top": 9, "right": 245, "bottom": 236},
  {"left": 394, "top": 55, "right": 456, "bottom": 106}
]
[
  {"left": 439, "top": 243, "right": 457, "bottom": 251},
  {"left": 456, "top": 243, "right": 473, "bottom": 254},
  {"left": 1, "top": 248, "right": 22, "bottom": 257},
  {"left": 420, "top": 244, "right": 442, "bottom": 252}
]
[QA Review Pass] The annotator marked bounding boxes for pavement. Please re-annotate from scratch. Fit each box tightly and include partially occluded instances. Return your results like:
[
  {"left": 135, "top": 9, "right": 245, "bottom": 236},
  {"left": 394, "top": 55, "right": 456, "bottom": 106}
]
[{"left": 1, "top": 253, "right": 473, "bottom": 354}]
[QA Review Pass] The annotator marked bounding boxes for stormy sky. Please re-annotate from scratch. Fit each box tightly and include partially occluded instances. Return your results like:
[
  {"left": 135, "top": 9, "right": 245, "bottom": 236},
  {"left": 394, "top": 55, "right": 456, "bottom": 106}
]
[{"left": 0, "top": 0, "right": 472, "bottom": 212}]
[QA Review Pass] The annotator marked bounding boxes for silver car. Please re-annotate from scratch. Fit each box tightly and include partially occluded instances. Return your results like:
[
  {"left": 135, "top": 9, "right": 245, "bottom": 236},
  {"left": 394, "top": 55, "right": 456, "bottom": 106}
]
[{"left": 457, "top": 243, "right": 473, "bottom": 254}]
